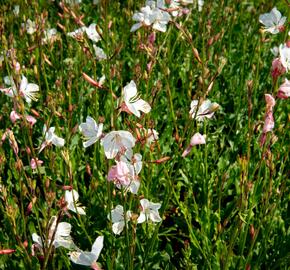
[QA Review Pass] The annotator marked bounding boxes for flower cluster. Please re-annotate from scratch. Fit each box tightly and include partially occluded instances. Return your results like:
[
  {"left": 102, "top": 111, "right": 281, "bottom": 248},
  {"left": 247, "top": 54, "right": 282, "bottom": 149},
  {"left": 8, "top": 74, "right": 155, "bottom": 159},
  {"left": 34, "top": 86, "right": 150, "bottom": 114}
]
[
  {"left": 130, "top": 0, "right": 203, "bottom": 33},
  {"left": 76, "top": 77, "right": 162, "bottom": 235},
  {"left": 258, "top": 7, "right": 289, "bottom": 146}
]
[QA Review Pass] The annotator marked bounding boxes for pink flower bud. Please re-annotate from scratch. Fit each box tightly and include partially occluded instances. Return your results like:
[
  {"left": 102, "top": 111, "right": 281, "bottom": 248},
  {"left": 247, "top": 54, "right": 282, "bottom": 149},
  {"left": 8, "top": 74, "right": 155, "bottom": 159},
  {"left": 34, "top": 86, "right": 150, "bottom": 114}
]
[
  {"left": 182, "top": 8, "right": 190, "bottom": 15},
  {"left": 62, "top": 185, "right": 73, "bottom": 191},
  {"left": 108, "top": 20, "right": 113, "bottom": 29},
  {"left": 0, "top": 249, "right": 15, "bottom": 255},
  {"left": 271, "top": 58, "right": 286, "bottom": 79},
  {"left": 10, "top": 111, "right": 21, "bottom": 123},
  {"left": 148, "top": 32, "right": 156, "bottom": 45},
  {"left": 263, "top": 112, "right": 275, "bottom": 133},
  {"left": 265, "top": 94, "right": 276, "bottom": 110},
  {"left": 14, "top": 61, "right": 21, "bottom": 73},
  {"left": 278, "top": 79, "right": 290, "bottom": 99},
  {"left": 190, "top": 133, "right": 206, "bottom": 146},
  {"left": 26, "top": 115, "right": 37, "bottom": 126},
  {"left": 30, "top": 158, "right": 43, "bottom": 170},
  {"left": 182, "top": 133, "right": 206, "bottom": 157}
]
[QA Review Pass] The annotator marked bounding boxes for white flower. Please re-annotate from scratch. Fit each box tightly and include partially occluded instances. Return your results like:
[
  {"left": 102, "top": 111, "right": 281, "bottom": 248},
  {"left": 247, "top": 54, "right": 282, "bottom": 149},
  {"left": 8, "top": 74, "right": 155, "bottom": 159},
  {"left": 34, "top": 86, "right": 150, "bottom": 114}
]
[
  {"left": 279, "top": 44, "right": 290, "bottom": 71},
  {"left": 123, "top": 80, "right": 151, "bottom": 118},
  {"left": 0, "top": 76, "right": 16, "bottom": 98},
  {"left": 42, "top": 28, "right": 58, "bottom": 44},
  {"left": 270, "top": 46, "right": 279, "bottom": 57},
  {"left": 40, "top": 125, "right": 65, "bottom": 152},
  {"left": 131, "top": 6, "right": 154, "bottom": 32},
  {"left": 13, "top": 5, "right": 20, "bottom": 16},
  {"left": 68, "top": 23, "right": 101, "bottom": 43},
  {"left": 79, "top": 116, "right": 103, "bottom": 148},
  {"left": 67, "top": 27, "right": 86, "bottom": 39},
  {"left": 259, "top": 7, "right": 286, "bottom": 34},
  {"left": 189, "top": 99, "right": 220, "bottom": 121},
  {"left": 32, "top": 216, "right": 74, "bottom": 253},
  {"left": 70, "top": 236, "right": 103, "bottom": 267},
  {"left": 85, "top": 23, "right": 102, "bottom": 43},
  {"left": 93, "top": 45, "right": 107, "bottom": 60},
  {"left": 26, "top": 19, "right": 36, "bottom": 35},
  {"left": 101, "top": 130, "right": 136, "bottom": 159},
  {"left": 145, "top": 0, "right": 167, "bottom": 9},
  {"left": 50, "top": 219, "right": 74, "bottom": 249},
  {"left": 197, "top": 0, "right": 204, "bottom": 11},
  {"left": 144, "top": 128, "right": 159, "bottom": 144},
  {"left": 0, "top": 75, "right": 39, "bottom": 103},
  {"left": 120, "top": 149, "right": 142, "bottom": 194},
  {"left": 180, "top": 0, "right": 193, "bottom": 3},
  {"left": 108, "top": 205, "right": 132, "bottom": 235},
  {"left": 137, "top": 198, "right": 162, "bottom": 223},
  {"left": 130, "top": 4, "right": 171, "bottom": 33},
  {"left": 65, "top": 0, "right": 82, "bottom": 4},
  {"left": 120, "top": 149, "right": 142, "bottom": 175},
  {"left": 151, "top": 8, "right": 171, "bottom": 32},
  {"left": 19, "top": 75, "right": 39, "bottom": 103},
  {"left": 65, "top": 189, "right": 86, "bottom": 215}
]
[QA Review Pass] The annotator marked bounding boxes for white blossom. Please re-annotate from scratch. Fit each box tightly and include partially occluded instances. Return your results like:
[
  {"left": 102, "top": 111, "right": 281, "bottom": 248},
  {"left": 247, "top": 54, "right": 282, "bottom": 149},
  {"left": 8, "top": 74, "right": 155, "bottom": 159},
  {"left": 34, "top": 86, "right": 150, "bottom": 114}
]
[
  {"left": 70, "top": 236, "right": 103, "bottom": 267},
  {"left": 137, "top": 198, "right": 162, "bottom": 223},
  {"left": 108, "top": 205, "right": 132, "bottom": 235},
  {"left": 101, "top": 130, "right": 136, "bottom": 159},
  {"left": 123, "top": 80, "right": 151, "bottom": 118},
  {"left": 259, "top": 7, "right": 286, "bottom": 34},
  {"left": 65, "top": 189, "right": 86, "bottom": 215},
  {"left": 79, "top": 116, "right": 103, "bottom": 148}
]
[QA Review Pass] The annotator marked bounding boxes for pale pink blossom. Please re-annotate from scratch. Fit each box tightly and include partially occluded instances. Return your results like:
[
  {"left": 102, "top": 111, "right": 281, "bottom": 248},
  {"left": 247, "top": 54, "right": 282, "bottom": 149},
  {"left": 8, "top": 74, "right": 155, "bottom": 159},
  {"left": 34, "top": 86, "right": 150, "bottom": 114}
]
[
  {"left": 26, "top": 115, "right": 37, "bottom": 126},
  {"left": 271, "top": 58, "right": 286, "bottom": 79},
  {"left": 30, "top": 158, "right": 43, "bottom": 170},
  {"left": 10, "top": 111, "right": 21, "bottom": 123},
  {"left": 265, "top": 93, "right": 276, "bottom": 109},
  {"left": 14, "top": 62, "right": 21, "bottom": 73},
  {"left": 263, "top": 112, "right": 275, "bottom": 133},
  {"left": 108, "top": 161, "right": 131, "bottom": 186},
  {"left": 108, "top": 159, "right": 140, "bottom": 194},
  {"left": 260, "top": 94, "right": 276, "bottom": 146},
  {"left": 10, "top": 111, "right": 36, "bottom": 126},
  {"left": 278, "top": 79, "right": 290, "bottom": 99},
  {"left": 2, "top": 129, "right": 18, "bottom": 155},
  {"left": 182, "top": 133, "right": 206, "bottom": 157}
]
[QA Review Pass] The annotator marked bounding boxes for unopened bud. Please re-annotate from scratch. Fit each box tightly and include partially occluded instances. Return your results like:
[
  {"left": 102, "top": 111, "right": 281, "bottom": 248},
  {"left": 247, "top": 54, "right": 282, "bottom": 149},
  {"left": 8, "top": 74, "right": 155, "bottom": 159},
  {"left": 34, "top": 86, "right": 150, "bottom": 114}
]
[
  {"left": 250, "top": 224, "right": 255, "bottom": 240},
  {"left": 26, "top": 147, "right": 31, "bottom": 155},
  {"left": 86, "top": 164, "right": 92, "bottom": 176},
  {"left": 207, "top": 37, "right": 214, "bottom": 46},
  {"left": 192, "top": 47, "right": 202, "bottom": 63},
  {"left": 62, "top": 185, "right": 73, "bottom": 191},
  {"left": 0, "top": 249, "right": 15, "bottom": 255},
  {"left": 154, "top": 156, "right": 170, "bottom": 164}
]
